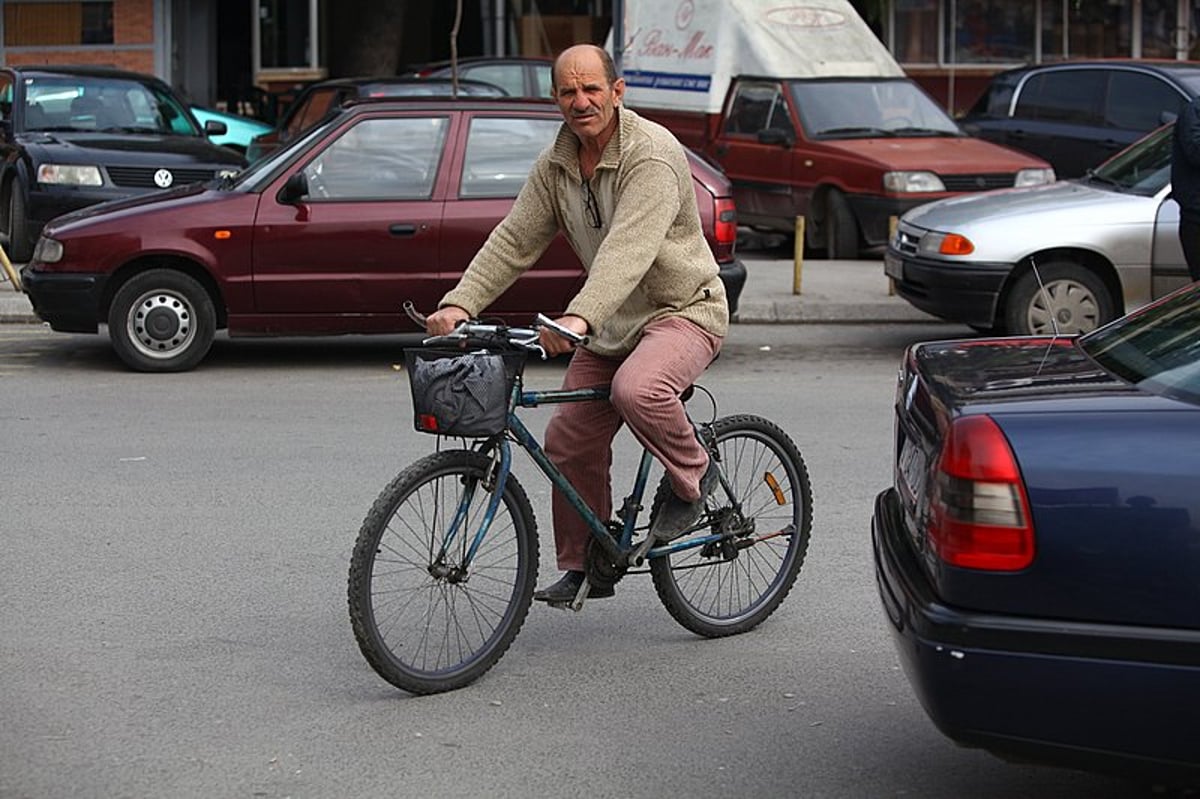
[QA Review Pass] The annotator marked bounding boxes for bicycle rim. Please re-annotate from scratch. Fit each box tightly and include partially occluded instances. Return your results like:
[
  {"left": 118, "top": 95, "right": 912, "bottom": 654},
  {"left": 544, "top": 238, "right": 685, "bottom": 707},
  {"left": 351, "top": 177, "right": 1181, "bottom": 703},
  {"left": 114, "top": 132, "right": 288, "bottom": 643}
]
[
  {"left": 348, "top": 450, "right": 537, "bottom": 694},
  {"left": 650, "top": 415, "right": 812, "bottom": 637}
]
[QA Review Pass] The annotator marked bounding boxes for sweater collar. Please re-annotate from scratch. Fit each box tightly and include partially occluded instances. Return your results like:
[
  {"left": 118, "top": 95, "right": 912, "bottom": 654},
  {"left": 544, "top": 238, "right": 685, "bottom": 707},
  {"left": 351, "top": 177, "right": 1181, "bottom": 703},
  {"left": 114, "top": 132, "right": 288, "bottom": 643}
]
[{"left": 550, "top": 106, "right": 639, "bottom": 178}]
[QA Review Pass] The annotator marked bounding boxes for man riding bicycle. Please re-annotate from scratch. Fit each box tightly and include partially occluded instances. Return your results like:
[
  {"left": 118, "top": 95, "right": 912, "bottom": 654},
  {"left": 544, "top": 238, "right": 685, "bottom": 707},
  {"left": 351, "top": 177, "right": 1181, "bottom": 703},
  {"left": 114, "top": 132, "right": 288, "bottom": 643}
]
[{"left": 425, "top": 44, "right": 729, "bottom": 603}]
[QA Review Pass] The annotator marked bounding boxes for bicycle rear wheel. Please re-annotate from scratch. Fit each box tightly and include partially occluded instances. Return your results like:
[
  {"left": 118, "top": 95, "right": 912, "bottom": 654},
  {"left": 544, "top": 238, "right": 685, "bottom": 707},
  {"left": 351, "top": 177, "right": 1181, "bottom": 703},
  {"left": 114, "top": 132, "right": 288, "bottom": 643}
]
[
  {"left": 348, "top": 450, "right": 538, "bottom": 694},
  {"left": 649, "top": 414, "right": 812, "bottom": 637}
]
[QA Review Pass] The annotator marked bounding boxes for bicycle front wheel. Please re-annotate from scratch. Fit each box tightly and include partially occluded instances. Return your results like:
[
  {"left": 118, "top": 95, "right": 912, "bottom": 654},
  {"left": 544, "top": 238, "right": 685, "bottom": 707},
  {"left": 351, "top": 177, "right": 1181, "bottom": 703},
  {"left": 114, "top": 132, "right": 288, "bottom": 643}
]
[
  {"left": 649, "top": 414, "right": 812, "bottom": 637},
  {"left": 348, "top": 450, "right": 538, "bottom": 694}
]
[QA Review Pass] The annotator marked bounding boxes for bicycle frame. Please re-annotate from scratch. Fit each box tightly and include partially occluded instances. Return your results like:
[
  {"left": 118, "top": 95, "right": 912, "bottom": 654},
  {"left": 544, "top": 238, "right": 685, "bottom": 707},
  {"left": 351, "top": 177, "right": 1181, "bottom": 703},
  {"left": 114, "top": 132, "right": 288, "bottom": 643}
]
[{"left": 443, "top": 379, "right": 740, "bottom": 574}]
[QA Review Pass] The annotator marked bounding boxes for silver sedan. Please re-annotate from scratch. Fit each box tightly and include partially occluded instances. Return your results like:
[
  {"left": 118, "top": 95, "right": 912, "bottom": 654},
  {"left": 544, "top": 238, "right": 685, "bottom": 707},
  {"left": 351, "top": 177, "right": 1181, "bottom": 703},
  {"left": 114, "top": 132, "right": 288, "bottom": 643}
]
[{"left": 885, "top": 123, "right": 1192, "bottom": 335}]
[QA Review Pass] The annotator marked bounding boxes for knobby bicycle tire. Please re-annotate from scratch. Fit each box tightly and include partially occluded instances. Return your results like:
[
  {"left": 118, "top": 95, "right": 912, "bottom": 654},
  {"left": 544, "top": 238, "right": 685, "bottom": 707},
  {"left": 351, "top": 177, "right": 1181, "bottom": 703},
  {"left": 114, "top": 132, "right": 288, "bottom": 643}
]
[
  {"left": 348, "top": 450, "right": 538, "bottom": 694},
  {"left": 649, "top": 414, "right": 813, "bottom": 637}
]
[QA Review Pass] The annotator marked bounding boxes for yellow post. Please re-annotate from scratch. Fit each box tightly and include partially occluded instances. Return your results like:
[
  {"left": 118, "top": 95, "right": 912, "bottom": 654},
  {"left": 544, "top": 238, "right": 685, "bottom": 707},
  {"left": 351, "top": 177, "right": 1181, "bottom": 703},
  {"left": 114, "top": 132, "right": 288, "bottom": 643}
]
[
  {"left": 0, "top": 242, "right": 20, "bottom": 293},
  {"left": 887, "top": 215, "right": 898, "bottom": 296},
  {"left": 793, "top": 216, "right": 805, "bottom": 295}
]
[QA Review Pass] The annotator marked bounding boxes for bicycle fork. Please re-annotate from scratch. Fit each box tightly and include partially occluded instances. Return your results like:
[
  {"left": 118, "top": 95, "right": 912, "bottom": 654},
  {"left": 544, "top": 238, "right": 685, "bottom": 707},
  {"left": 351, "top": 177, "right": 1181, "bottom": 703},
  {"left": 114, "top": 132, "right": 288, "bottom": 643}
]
[{"left": 428, "top": 442, "right": 514, "bottom": 582}]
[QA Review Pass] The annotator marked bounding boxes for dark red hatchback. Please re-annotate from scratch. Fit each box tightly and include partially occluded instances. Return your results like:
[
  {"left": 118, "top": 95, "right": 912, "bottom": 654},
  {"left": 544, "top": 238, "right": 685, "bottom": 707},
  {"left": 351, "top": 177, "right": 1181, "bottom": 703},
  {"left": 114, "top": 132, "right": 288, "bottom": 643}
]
[{"left": 21, "top": 98, "right": 745, "bottom": 371}]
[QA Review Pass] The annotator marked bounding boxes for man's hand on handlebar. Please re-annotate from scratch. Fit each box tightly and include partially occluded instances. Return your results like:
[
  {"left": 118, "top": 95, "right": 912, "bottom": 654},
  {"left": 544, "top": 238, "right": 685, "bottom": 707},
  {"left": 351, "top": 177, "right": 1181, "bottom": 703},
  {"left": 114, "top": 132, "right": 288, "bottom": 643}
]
[
  {"left": 425, "top": 305, "right": 470, "bottom": 336},
  {"left": 539, "top": 314, "right": 588, "bottom": 357}
]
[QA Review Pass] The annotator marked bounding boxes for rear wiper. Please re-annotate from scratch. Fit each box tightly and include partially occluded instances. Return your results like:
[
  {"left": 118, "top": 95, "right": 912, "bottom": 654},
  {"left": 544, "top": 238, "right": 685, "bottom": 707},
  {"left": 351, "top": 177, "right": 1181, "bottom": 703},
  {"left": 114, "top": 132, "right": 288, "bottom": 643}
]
[{"left": 816, "top": 126, "right": 893, "bottom": 138}]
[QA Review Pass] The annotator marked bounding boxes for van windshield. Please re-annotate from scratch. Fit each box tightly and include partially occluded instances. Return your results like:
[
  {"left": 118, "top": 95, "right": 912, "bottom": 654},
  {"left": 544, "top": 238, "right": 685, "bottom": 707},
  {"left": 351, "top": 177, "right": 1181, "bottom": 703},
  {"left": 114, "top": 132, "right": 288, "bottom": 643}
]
[{"left": 791, "top": 79, "right": 962, "bottom": 139}]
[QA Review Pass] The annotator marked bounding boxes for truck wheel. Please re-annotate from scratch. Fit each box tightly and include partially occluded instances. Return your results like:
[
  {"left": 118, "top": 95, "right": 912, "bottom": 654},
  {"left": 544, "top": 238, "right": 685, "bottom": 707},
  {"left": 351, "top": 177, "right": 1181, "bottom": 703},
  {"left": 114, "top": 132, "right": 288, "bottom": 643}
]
[
  {"left": 107, "top": 269, "right": 216, "bottom": 372},
  {"left": 825, "top": 190, "right": 859, "bottom": 259},
  {"left": 1002, "top": 261, "right": 1114, "bottom": 336}
]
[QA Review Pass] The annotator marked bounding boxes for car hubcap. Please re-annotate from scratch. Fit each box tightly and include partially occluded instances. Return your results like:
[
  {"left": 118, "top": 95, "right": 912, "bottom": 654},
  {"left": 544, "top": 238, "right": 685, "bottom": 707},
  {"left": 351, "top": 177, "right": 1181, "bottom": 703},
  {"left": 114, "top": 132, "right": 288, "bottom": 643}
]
[
  {"left": 126, "top": 289, "right": 195, "bottom": 360},
  {"left": 1027, "top": 279, "right": 1099, "bottom": 335}
]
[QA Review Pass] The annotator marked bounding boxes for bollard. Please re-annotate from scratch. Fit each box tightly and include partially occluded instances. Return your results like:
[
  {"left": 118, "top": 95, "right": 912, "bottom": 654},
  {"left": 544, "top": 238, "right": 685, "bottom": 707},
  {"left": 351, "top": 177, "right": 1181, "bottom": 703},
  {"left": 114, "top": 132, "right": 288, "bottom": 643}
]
[
  {"left": 793, "top": 216, "right": 805, "bottom": 295},
  {"left": 886, "top": 215, "right": 898, "bottom": 296},
  {"left": 0, "top": 242, "right": 20, "bottom": 292}
]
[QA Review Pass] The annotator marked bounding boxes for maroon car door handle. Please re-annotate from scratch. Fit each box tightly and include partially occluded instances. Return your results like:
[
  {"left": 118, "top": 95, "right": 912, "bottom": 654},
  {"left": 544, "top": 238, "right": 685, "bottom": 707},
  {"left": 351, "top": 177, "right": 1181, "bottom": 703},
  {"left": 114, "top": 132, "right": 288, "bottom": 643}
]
[{"left": 389, "top": 224, "right": 417, "bottom": 236}]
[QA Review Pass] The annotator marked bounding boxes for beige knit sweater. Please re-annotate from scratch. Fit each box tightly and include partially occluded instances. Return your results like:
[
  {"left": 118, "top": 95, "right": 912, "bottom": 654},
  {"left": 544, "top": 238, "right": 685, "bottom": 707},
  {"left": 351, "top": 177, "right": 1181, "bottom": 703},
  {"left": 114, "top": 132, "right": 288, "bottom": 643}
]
[{"left": 439, "top": 107, "right": 729, "bottom": 357}]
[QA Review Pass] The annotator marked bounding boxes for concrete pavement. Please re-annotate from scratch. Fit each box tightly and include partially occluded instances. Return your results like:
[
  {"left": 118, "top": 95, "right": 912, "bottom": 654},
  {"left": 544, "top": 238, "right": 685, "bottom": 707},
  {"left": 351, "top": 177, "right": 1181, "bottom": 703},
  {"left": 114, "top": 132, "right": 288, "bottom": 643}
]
[{"left": 0, "top": 251, "right": 942, "bottom": 326}]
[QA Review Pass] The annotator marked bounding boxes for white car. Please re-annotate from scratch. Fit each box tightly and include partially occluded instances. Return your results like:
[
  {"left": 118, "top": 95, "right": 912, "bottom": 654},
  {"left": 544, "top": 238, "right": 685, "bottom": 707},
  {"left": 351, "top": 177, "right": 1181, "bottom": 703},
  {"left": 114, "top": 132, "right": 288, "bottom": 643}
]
[{"left": 885, "top": 123, "right": 1192, "bottom": 335}]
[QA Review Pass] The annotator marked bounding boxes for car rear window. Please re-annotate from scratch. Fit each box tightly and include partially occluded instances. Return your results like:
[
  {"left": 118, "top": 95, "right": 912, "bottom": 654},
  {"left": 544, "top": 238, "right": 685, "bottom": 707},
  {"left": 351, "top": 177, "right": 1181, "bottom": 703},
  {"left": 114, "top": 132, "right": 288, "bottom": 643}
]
[
  {"left": 1014, "top": 70, "right": 1104, "bottom": 124},
  {"left": 1080, "top": 282, "right": 1200, "bottom": 405}
]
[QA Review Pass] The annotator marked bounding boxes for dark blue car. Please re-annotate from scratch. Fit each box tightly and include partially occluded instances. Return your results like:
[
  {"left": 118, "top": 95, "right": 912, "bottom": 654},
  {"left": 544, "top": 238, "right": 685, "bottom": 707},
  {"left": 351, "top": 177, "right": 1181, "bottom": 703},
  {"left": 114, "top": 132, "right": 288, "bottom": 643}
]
[{"left": 872, "top": 282, "right": 1200, "bottom": 784}]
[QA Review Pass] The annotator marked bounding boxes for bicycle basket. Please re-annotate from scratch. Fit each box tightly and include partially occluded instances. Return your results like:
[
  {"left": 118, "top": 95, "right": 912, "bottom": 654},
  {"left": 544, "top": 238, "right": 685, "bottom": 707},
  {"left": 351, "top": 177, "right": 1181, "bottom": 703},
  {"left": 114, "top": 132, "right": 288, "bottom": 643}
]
[{"left": 404, "top": 348, "right": 526, "bottom": 437}]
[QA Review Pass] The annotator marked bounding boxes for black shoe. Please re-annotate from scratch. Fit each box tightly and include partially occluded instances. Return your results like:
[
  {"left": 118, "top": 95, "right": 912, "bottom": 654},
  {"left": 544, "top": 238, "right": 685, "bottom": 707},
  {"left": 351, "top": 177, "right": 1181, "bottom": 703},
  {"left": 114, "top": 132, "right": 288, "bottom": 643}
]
[
  {"left": 533, "top": 570, "right": 615, "bottom": 603},
  {"left": 650, "top": 458, "right": 719, "bottom": 542}
]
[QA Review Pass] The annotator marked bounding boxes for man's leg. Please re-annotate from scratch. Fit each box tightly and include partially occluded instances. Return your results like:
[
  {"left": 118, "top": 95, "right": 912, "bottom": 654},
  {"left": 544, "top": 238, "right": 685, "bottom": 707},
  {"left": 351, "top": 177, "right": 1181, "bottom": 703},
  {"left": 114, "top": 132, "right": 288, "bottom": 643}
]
[
  {"left": 609, "top": 317, "right": 723, "bottom": 510},
  {"left": 1180, "top": 218, "right": 1200, "bottom": 282},
  {"left": 542, "top": 349, "right": 623, "bottom": 573}
]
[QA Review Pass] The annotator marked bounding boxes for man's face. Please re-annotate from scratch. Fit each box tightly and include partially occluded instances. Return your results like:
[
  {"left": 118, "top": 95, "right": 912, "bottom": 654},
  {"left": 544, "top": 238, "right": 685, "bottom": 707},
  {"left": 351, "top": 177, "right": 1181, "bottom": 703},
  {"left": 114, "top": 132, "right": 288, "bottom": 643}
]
[{"left": 553, "top": 51, "right": 625, "bottom": 143}]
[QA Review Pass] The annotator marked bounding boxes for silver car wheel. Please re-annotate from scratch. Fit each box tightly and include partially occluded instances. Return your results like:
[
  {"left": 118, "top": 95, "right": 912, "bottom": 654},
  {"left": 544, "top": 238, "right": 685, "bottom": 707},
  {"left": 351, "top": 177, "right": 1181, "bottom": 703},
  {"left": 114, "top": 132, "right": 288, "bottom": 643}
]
[
  {"left": 1023, "top": 277, "right": 1100, "bottom": 335},
  {"left": 124, "top": 288, "right": 197, "bottom": 360}
]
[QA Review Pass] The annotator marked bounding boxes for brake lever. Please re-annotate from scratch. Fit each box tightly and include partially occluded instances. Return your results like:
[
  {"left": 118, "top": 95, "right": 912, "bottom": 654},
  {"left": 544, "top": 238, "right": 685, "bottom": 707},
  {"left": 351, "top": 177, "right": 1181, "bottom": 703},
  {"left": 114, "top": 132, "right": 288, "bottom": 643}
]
[{"left": 535, "top": 313, "right": 589, "bottom": 346}]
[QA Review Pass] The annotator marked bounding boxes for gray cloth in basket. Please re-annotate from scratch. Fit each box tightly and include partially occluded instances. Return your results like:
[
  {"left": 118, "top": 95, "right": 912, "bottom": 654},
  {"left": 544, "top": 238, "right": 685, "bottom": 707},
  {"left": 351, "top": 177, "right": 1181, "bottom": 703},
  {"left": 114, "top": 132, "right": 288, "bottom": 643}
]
[{"left": 410, "top": 352, "right": 510, "bottom": 436}]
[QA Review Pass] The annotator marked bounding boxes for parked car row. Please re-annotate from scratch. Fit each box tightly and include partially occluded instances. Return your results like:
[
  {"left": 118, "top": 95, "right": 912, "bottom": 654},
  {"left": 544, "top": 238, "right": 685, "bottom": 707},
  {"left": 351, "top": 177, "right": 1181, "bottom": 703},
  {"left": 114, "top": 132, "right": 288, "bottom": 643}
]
[{"left": 21, "top": 97, "right": 745, "bottom": 372}]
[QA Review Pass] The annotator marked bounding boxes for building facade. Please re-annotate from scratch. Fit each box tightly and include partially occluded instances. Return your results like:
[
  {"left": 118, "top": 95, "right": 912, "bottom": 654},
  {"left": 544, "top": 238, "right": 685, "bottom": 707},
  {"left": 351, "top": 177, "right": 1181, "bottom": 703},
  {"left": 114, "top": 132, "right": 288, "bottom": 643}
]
[{"left": 1, "top": 0, "right": 1197, "bottom": 117}]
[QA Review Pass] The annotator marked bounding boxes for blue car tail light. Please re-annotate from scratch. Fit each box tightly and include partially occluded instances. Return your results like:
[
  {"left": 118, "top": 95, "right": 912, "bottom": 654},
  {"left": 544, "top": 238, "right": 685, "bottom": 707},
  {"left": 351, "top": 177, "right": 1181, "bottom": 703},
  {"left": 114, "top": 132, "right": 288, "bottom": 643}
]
[{"left": 930, "top": 415, "right": 1035, "bottom": 571}]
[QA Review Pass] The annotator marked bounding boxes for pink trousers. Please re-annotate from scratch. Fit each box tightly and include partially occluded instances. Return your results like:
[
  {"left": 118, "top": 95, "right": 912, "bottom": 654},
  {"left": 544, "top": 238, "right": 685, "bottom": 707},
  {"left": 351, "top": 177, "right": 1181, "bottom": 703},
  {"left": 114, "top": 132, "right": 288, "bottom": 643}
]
[{"left": 542, "top": 316, "right": 723, "bottom": 572}]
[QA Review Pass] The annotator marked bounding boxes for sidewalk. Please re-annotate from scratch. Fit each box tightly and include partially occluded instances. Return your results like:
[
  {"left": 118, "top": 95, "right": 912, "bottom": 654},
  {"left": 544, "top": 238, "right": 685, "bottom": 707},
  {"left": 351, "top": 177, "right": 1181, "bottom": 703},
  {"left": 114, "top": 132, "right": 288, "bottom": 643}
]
[{"left": 0, "top": 254, "right": 943, "bottom": 326}]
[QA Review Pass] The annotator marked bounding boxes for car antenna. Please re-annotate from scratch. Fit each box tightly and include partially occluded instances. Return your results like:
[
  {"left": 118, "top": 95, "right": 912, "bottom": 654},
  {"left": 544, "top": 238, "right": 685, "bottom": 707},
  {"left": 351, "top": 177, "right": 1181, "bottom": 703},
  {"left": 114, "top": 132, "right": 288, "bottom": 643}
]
[
  {"left": 1029, "top": 255, "right": 1061, "bottom": 339},
  {"left": 1029, "top": 255, "right": 1059, "bottom": 377}
]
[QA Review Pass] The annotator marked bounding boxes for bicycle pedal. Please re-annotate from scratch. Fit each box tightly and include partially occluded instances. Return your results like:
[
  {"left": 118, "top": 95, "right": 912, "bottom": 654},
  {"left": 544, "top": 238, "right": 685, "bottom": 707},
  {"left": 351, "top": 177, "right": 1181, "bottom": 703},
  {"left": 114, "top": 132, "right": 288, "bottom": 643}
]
[{"left": 543, "top": 599, "right": 584, "bottom": 612}]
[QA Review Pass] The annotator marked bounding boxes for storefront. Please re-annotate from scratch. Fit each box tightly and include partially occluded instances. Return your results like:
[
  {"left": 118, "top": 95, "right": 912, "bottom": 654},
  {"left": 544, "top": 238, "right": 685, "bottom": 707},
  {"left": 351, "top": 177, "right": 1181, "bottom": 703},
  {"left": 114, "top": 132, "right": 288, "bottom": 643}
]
[{"left": 3, "top": 0, "right": 1198, "bottom": 117}]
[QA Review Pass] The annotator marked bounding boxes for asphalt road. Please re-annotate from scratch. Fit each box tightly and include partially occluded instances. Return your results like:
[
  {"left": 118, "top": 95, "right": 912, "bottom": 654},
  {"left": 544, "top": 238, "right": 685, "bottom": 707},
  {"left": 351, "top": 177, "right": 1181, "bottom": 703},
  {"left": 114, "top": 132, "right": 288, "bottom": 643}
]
[{"left": 0, "top": 322, "right": 1176, "bottom": 798}]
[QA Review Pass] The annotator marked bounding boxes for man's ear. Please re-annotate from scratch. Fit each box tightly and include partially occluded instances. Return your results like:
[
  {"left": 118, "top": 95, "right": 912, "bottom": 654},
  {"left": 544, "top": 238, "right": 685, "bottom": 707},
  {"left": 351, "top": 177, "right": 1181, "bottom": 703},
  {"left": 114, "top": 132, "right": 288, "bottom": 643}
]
[{"left": 613, "top": 78, "right": 626, "bottom": 106}]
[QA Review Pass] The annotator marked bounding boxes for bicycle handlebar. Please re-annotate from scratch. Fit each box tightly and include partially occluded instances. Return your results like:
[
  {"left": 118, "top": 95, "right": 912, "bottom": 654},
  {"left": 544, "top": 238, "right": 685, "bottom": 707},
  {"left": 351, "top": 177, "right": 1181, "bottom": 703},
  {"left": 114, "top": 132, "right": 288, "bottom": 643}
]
[{"left": 402, "top": 302, "right": 588, "bottom": 360}]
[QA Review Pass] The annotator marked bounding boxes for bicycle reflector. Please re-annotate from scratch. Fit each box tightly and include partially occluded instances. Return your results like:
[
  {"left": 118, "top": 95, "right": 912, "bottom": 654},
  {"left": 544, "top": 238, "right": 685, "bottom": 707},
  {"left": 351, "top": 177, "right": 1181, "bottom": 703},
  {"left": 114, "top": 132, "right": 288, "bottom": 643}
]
[
  {"left": 763, "top": 471, "right": 786, "bottom": 505},
  {"left": 417, "top": 413, "right": 440, "bottom": 432}
]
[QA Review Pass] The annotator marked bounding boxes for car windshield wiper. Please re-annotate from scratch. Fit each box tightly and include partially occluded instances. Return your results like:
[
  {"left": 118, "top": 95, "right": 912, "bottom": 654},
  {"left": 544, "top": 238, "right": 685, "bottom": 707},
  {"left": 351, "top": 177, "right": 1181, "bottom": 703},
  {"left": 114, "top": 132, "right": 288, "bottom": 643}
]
[
  {"left": 25, "top": 125, "right": 89, "bottom": 133},
  {"left": 1084, "top": 168, "right": 1123, "bottom": 189},
  {"left": 98, "top": 126, "right": 168, "bottom": 134},
  {"left": 816, "top": 126, "right": 893, "bottom": 138},
  {"left": 887, "top": 126, "right": 961, "bottom": 137}
]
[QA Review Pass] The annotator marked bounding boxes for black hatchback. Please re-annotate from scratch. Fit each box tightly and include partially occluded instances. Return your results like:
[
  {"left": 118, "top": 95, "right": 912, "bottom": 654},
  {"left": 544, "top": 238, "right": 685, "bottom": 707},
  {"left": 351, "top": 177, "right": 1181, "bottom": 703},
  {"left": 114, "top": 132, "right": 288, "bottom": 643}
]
[
  {"left": 0, "top": 65, "right": 246, "bottom": 262},
  {"left": 959, "top": 60, "right": 1200, "bottom": 178}
]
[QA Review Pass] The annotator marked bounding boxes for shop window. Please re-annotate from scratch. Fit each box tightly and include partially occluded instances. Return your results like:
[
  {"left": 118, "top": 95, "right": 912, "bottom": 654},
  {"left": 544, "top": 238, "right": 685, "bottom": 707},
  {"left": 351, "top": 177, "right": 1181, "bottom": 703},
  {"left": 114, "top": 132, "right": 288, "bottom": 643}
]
[
  {"left": 1042, "top": 0, "right": 1131, "bottom": 60},
  {"left": 3, "top": 1, "right": 114, "bottom": 46},
  {"left": 258, "top": 0, "right": 315, "bottom": 70},
  {"left": 945, "top": 0, "right": 1035, "bottom": 64}
]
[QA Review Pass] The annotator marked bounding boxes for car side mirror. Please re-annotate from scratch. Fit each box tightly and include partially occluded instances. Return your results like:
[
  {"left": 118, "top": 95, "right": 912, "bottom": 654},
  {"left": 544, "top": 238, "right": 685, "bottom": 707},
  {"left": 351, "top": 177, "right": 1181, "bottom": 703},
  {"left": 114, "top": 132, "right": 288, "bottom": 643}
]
[
  {"left": 279, "top": 172, "right": 309, "bottom": 203},
  {"left": 757, "top": 128, "right": 794, "bottom": 148},
  {"left": 204, "top": 119, "right": 228, "bottom": 137}
]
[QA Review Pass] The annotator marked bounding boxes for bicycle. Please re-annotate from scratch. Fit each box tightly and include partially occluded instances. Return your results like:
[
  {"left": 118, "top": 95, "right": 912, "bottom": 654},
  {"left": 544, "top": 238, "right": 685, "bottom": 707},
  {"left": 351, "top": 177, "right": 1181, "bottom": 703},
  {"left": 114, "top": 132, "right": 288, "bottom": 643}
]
[{"left": 347, "top": 307, "right": 813, "bottom": 695}]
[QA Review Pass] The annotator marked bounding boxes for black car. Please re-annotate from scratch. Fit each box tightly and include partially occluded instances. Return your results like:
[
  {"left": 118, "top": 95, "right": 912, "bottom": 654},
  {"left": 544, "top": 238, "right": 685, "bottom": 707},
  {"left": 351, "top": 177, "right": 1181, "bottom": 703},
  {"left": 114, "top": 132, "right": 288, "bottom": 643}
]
[
  {"left": 406, "top": 56, "right": 554, "bottom": 99},
  {"left": 0, "top": 65, "right": 246, "bottom": 262},
  {"left": 959, "top": 60, "right": 1200, "bottom": 178},
  {"left": 244, "top": 76, "right": 510, "bottom": 162}
]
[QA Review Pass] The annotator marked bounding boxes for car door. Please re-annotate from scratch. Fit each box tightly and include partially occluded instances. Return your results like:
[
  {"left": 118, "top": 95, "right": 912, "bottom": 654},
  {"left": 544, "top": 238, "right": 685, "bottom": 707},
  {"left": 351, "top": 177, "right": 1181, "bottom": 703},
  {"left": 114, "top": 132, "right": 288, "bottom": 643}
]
[
  {"left": 1102, "top": 71, "right": 1189, "bottom": 166},
  {"left": 1009, "top": 69, "right": 1106, "bottom": 177},
  {"left": 249, "top": 111, "right": 449, "bottom": 324},
  {"left": 438, "top": 111, "right": 583, "bottom": 316},
  {"left": 709, "top": 80, "right": 797, "bottom": 221}
]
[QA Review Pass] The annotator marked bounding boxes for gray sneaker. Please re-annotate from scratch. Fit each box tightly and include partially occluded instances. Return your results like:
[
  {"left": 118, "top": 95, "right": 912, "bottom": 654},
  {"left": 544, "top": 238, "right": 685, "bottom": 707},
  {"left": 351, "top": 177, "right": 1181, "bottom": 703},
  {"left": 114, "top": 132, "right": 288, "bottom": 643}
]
[{"left": 650, "top": 458, "right": 719, "bottom": 542}]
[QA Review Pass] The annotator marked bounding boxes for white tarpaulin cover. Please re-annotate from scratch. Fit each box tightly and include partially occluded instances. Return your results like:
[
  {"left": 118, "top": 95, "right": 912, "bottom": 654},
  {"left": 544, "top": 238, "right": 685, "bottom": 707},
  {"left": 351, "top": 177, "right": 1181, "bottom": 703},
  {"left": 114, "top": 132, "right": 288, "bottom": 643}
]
[{"left": 608, "top": 0, "right": 903, "bottom": 114}]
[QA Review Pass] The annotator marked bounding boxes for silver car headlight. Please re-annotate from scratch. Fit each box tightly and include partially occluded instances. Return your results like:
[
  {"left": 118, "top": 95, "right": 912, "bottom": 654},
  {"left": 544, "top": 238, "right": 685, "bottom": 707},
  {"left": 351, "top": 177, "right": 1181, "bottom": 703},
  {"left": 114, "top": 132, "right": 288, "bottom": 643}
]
[
  {"left": 1014, "top": 167, "right": 1055, "bottom": 187},
  {"left": 32, "top": 236, "right": 64, "bottom": 264},
  {"left": 883, "top": 171, "right": 946, "bottom": 193},
  {"left": 37, "top": 164, "right": 103, "bottom": 186}
]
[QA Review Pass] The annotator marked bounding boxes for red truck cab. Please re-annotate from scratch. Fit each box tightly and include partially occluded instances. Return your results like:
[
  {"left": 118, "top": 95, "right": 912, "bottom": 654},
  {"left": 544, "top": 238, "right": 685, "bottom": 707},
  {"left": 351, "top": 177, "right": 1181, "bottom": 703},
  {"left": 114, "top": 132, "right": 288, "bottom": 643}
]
[{"left": 636, "top": 75, "right": 1054, "bottom": 259}]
